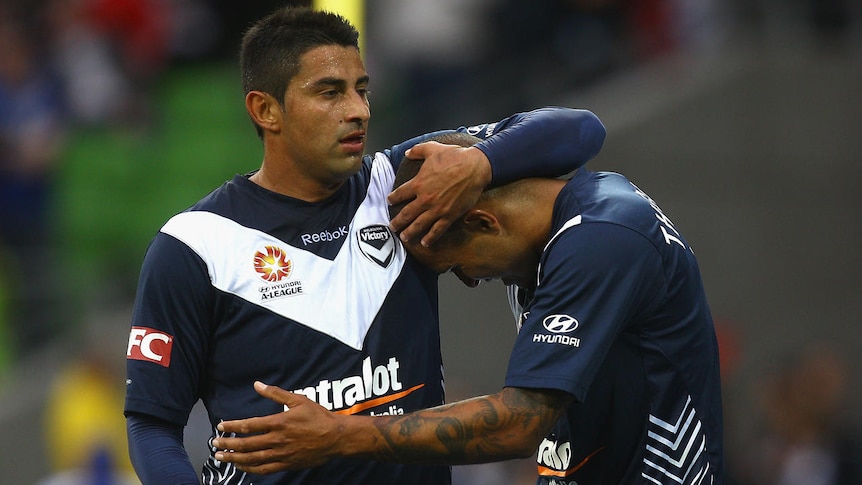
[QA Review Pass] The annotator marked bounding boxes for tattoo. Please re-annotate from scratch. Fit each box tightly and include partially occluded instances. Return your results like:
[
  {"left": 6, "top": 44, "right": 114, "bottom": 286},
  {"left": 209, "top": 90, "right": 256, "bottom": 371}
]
[{"left": 370, "top": 387, "right": 572, "bottom": 464}]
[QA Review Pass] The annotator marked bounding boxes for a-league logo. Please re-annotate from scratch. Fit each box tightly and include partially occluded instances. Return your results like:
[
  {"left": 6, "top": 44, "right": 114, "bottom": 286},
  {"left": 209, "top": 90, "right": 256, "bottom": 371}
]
[{"left": 254, "top": 245, "right": 292, "bottom": 282}]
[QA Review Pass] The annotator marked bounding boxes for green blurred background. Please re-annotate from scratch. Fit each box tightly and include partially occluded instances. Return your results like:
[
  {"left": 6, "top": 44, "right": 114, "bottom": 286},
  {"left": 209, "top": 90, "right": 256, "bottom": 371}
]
[{"left": 0, "top": 63, "right": 261, "bottom": 369}]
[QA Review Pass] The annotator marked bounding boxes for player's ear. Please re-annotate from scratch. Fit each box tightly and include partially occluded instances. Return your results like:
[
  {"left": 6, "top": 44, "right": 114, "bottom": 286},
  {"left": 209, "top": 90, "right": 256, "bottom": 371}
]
[
  {"left": 462, "top": 209, "right": 500, "bottom": 235},
  {"left": 245, "top": 91, "right": 282, "bottom": 134}
]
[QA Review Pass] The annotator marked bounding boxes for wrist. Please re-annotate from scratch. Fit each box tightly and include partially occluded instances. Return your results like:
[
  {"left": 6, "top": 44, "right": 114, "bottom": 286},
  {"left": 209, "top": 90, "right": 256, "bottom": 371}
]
[
  {"left": 331, "top": 414, "right": 376, "bottom": 459},
  {"left": 466, "top": 147, "right": 493, "bottom": 187}
]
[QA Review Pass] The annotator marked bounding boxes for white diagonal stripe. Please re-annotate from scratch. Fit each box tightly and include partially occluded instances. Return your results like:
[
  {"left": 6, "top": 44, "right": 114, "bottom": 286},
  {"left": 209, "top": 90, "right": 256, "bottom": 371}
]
[
  {"left": 649, "top": 396, "right": 691, "bottom": 433},
  {"left": 642, "top": 394, "right": 713, "bottom": 484},
  {"left": 644, "top": 458, "right": 684, "bottom": 483},
  {"left": 648, "top": 409, "right": 696, "bottom": 449},
  {"left": 646, "top": 422, "right": 702, "bottom": 467}
]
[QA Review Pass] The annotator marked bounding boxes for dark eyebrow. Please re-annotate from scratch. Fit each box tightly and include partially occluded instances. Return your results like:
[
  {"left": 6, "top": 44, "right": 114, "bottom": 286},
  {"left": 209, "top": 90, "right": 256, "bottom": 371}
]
[
  {"left": 312, "top": 75, "right": 369, "bottom": 90},
  {"left": 311, "top": 77, "right": 346, "bottom": 90}
]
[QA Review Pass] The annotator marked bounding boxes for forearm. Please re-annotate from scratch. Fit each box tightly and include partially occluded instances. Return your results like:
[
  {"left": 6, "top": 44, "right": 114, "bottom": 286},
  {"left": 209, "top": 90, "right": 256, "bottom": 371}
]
[
  {"left": 127, "top": 413, "right": 199, "bottom": 485},
  {"left": 337, "top": 387, "right": 570, "bottom": 465},
  {"left": 477, "top": 107, "right": 606, "bottom": 186}
]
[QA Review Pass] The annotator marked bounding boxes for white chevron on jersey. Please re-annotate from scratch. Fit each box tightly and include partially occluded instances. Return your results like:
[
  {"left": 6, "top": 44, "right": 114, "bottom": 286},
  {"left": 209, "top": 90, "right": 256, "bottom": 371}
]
[
  {"left": 542, "top": 215, "right": 583, "bottom": 253},
  {"left": 160, "top": 153, "right": 405, "bottom": 350},
  {"left": 642, "top": 396, "right": 711, "bottom": 484}
]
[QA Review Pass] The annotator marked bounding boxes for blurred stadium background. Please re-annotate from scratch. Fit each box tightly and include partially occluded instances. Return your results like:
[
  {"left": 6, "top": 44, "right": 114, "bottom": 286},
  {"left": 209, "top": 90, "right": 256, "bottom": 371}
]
[{"left": 0, "top": 0, "right": 860, "bottom": 483}]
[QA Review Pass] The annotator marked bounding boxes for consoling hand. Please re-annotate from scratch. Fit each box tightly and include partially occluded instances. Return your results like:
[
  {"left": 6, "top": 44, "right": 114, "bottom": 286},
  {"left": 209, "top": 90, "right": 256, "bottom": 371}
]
[
  {"left": 387, "top": 141, "right": 492, "bottom": 247},
  {"left": 212, "top": 382, "right": 343, "bottom": 474}
]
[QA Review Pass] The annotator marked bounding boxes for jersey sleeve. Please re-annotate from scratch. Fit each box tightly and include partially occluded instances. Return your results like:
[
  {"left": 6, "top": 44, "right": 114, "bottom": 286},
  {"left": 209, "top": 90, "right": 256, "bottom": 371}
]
[
  {"left": 127, "top": 413, "right": 200, "bottom": 484},
  {"left": 383, "top": 107, "right": 605, "bottom": 179},
  {"left": 124, "top": 231, "right": 214, "bottom": 425},
  {"left": 472, "top": 107, "right": 606, "bottom": 185},
  {"left": 504, "top": 222, "right": 664, "bottom": 401}
]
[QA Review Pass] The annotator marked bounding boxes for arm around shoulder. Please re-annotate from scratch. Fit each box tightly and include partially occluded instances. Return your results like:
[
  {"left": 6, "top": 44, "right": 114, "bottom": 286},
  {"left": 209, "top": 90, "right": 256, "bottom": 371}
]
[{"left": 476, "top": 107, "right": 606, "bottom": 186}]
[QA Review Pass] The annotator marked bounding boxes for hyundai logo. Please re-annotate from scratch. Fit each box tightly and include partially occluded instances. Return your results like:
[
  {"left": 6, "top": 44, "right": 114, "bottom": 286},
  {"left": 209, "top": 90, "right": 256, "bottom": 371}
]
[{"left": 542, "top": 314, "right": 579, "bottom": 333}]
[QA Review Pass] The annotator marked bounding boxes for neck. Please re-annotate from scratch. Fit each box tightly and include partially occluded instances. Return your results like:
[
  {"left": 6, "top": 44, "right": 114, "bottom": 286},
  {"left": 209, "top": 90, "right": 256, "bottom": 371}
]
[
  {"left": 493, "top": 178, "right": 566, "bottom": 289},
  {"left": 509, "top": 178, "right": 566, "bottom": 252},
  {"left": 250, "top": 163, "right": 343, "bottom": 202}
]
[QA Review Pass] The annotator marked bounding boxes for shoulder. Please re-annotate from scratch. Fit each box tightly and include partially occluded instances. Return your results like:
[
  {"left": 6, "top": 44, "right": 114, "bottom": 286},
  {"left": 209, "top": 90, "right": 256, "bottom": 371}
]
[{"left": 544, "top": 221, "right": 662, "bottom": 276}]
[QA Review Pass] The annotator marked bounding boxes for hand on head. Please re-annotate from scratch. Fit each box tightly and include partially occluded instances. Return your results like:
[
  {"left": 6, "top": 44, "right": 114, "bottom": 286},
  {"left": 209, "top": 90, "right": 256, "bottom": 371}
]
[{"left": 387, "top": 140, "right": 491, "bottom": 247}]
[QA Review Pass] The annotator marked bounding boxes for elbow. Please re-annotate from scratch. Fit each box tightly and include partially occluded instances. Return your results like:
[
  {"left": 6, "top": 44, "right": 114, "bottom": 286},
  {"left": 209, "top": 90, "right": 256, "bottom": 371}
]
[
  {"left": 577, "top": 110, "right": 606, "bottom": 160},
  {"left": 548, "top": 108, "right": 606, "bottom": 162}
]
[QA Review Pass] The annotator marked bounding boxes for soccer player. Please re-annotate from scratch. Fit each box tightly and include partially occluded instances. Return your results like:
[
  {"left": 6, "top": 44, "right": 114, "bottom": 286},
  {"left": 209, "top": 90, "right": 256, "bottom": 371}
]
[
  {"left": 123, "top": 7, "right": 606, "bottom": 485},
  {"left": 212, "top": 132, "right": 725, "bottom": 484}
]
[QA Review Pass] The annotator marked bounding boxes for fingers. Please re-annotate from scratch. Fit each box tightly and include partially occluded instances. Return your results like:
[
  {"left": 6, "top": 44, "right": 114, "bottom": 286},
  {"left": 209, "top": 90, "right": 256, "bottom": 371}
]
[
  {"left": 253, "top": 381, "right": 303, "bottom": 408},
  {"left": 215, "top": 448, "right": 322, "bottom": 474},
  {"left": 211, "top": 381, "right": 336, "bottom": 473},
  {"left": 387, "top": 141, "right": 489, "bottom": 246},
  {"left": 421, "top": 218, "right": 455, "bottom": 247},
  {"left": 218, "top": 414, "right": 280, "bottom": 435},
  {"left": 214, "top": 432, "right": 274, "bottom": 454},
  {"left": 387, "top": 179, "right": 417, "bottom": 228},
  {"left": 404, "top": 141, "right": 437, "bottom": 160},
  {"left": 390, "top": 198, "right": 455, "bottom": 247},
  {"left": 217, "top": 382, "right": 307, "bottom": 436},
  {"left": 214, "top": 447, "right": 313, "bottom": 474},
  {"left": 386, "top": 142, "right": 434, "bottom": 209}
]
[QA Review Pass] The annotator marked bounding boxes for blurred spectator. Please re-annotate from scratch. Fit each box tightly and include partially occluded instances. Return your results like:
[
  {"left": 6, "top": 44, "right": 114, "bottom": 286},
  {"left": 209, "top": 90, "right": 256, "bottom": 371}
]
[
  {"left": 0, "top": 6, "right": 68, "bottom": 357},
  {"left": 731, "top": 344, "right": 862, "bottom": 484},
  {"left": 367, "top": 0, "right": 496, "bottom": 139},
  {"left": 41, "top": 0, "right": 170, "bottom": 129},
  {"left": 38, "top": 322, "right": 138, "bottom": 485},
  {"left": 165, "top": 0, "right": 222, "bottom": 63}
]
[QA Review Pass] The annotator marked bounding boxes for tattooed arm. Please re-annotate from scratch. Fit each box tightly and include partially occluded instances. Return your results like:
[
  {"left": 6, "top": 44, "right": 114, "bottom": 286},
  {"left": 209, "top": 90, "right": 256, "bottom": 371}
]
[{"left": 213, "top": 381, "right": 572, "bottom": 474}]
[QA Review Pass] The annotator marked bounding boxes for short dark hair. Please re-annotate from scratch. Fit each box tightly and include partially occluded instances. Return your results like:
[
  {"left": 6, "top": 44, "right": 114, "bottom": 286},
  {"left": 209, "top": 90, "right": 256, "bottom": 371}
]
[
  {"left": 240, "top": 6, "right": 360, "bottom": 136},
  {"left": 389, "top": 132, "right": 482, "bottom": 222}
]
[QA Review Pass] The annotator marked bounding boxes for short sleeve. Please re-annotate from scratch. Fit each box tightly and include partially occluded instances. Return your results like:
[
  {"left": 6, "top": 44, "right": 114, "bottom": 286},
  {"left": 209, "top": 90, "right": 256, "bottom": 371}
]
[
  {"left": 124, "top": 232, "right": 215, "bottom": 425},
  {"left": 504, "top": 222, "right": 665, "bottom": 401}
]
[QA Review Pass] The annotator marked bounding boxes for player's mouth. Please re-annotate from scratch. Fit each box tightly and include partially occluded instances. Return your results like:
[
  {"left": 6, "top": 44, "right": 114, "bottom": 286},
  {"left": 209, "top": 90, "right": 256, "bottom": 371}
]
[{"left": 340, "top": 131, "right": 366, "bottom": 153}]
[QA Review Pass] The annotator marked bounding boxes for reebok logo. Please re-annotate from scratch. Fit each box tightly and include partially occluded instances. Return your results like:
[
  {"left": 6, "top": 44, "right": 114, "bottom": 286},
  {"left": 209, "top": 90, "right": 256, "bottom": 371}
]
[{"left": 300, "top": 226, "right": 348, "bottom": 246}]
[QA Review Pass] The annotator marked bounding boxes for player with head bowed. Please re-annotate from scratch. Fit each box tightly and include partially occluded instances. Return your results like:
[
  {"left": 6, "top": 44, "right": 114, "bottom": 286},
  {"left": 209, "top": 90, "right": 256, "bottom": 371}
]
[
  {"left": 213, "top": 132, "right": 725, "bottom": 484},
  {"left": 123, "top": 6, "right": 607, "bottom": 485}
]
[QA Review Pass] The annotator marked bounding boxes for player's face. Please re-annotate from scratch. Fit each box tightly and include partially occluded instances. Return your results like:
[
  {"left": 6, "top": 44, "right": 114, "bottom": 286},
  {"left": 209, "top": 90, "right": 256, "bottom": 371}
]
[
  {"left": 405, "top": 234, "right": 534, "bottom": 288},
  {"left": 279, "top": 44, "right": 370, "bottom": 185}
]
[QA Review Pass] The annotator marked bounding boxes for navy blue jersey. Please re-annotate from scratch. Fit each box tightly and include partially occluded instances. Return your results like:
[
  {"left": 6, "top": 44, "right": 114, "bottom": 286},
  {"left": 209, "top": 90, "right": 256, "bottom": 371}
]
[
  {"left": 505, "top": 169, "right": 724, "bottom": 484},
  {"left": 125, "top": 108, "right": 606, "bottom": 484}
]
